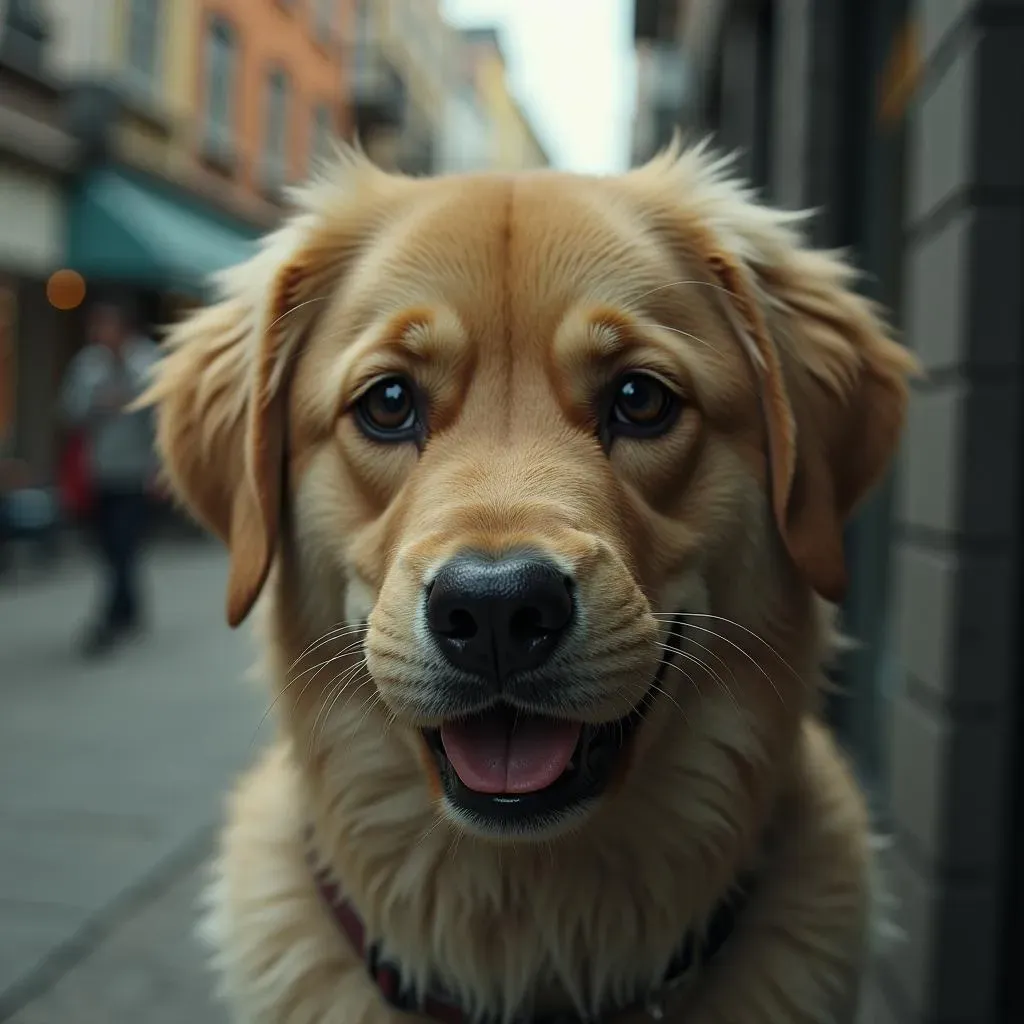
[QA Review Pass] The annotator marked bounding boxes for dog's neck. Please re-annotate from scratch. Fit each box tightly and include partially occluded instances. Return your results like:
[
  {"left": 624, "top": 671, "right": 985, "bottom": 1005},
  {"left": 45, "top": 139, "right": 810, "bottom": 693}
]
[{"left": 303, "top": 820, "right": 759, "bottom": 1023}]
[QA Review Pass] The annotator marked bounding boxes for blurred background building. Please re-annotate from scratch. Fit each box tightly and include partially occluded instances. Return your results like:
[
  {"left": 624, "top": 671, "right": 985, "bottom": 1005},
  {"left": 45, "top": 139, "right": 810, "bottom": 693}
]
[
  {"left": 632, "top": 2, "right": 1024, "bottom": 1023},
  {"left": 0, "top": 1, "right": 77, "bottom": 482},
  {"left": 0, "top": 0, "right": 548, "bottom": 490},
  {"left": 457, "top": 27, "right": 548, "bottom": 171}
]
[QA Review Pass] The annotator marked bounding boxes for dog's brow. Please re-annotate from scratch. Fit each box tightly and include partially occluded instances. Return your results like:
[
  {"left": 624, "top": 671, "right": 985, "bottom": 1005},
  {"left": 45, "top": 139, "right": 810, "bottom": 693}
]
[
  {"left": 327, "top": 304, "right": 470, "bottom": 404},
  {"left": 551, "top": 308, "right": 650, "bottom": 377},
  {"left": 350, "top": 307, "right": 461, "bottom": 361}
]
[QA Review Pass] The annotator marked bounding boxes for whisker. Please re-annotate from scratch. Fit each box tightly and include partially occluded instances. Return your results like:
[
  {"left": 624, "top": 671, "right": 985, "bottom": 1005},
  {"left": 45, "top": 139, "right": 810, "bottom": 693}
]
[
  {"left": 250, "top": 667, "right": 320, "bottom": 750},
  {"left": 251, "top": 638, "right": 369, "bottom": 750},
  {"left": 288, "top": 635, "right": 370, "bottom": 688},
  {"left": 665, "top": 621, "right": 788, "bottom": 708},
  {"left": 288, "top": 623, "right": 369, "bottom": 672},
  {"left": 352, "top": 681, "right": 386, "bottom": 736},
  {"left": 666, "top": 633, "right": 741, "bottom": 700},
  {"left": 414, "top": 812, "right": 448, "bottom": 851},
  {"left": 647, "top": 681, "right": 690, "bottom": 727},
  {"left": 311, "top": 672, "right": 371, "bottom": 760},
  {"left": 446, "top": 828, "right": 464, "bottom": 861},
  {"left": 635, "top": 321, "right": 714, "bottom": 351},
  {"left": 267, "top": 295, "right": 327, "bottom": 334},
  {"left": 628, "top": 278, "right": 742, "bottom": 307},
  {"left": 381, "top": 704, "right": 400, "bottom": 738},
  {"left": 307, "top": 659, "right": 370, "bottom": 761},
  {"left": 651, "top": 611, "right": 805, "bottom": 688},
  {"left": 288, "top": 621, "right": 368, "bottom": 666},
  {"left": 658, "top": 644, "right": 745, "bottom": 719},
  {"left": 290, "top": 643, "right": 369, "bottom": 751}
]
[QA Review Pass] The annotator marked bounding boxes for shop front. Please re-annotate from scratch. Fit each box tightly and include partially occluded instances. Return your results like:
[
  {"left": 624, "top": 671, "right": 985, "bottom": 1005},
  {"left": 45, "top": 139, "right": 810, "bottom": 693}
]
[{"left": 0, "top": 48, "right": 77, "bottom": 483}]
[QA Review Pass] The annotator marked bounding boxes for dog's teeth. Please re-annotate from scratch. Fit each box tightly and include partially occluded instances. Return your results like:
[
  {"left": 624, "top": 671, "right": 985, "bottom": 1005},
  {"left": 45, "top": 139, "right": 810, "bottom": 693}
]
[{"left": 566, "top": 759, "right": 576, "bottom": 771}]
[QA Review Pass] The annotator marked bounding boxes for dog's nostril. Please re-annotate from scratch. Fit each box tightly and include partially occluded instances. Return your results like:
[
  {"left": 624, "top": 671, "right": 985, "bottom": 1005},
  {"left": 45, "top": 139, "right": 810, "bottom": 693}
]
[
  {"left": 509, "top": 606, "right": 547, "bottom": 645},
  {"left": 444, "top": 608, "right": 478, "bottom": 641}
]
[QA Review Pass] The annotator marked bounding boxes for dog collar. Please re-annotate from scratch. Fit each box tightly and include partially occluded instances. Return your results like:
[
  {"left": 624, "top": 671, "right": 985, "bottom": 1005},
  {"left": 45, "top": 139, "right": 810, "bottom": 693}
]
[{"left": 307, "top": 837, "right": 752, "bottom": 1024}]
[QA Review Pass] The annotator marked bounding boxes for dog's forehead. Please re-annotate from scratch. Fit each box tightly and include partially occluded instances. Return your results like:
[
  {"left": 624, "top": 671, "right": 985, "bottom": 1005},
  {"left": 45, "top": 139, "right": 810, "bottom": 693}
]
[{"left": 347, "top": 173, "right": 672, "bottom": 340}]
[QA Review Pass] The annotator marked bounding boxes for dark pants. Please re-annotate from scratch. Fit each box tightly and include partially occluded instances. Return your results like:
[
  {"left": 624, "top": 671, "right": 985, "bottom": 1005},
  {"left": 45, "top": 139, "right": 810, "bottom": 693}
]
[{"left": 92, "top": 486, "right": 148, "bottom": 631}]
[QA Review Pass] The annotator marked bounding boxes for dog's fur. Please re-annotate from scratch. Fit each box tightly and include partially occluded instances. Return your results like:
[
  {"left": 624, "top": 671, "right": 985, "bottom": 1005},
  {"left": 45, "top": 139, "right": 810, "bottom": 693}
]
[{"left": 143, "top": 142, "right": 917, "bottom": 1024}]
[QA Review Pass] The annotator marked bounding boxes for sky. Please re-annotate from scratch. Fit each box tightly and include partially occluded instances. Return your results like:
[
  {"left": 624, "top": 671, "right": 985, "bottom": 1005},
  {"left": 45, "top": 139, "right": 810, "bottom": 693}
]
[{"left": 442, "top": 0, "right": 637, "bottom": 174}]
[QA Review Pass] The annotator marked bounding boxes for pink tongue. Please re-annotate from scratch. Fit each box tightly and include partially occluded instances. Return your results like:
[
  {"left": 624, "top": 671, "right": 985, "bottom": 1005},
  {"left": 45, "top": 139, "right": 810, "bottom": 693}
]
[{"left": 440, "top": 711, "right": 582, "bottom": 795}]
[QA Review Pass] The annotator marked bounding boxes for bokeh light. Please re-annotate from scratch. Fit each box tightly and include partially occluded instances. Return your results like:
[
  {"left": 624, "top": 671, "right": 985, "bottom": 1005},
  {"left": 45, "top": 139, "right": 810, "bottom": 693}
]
[{"left": 46, "top": 269, "right": 87, "bottom": 311}]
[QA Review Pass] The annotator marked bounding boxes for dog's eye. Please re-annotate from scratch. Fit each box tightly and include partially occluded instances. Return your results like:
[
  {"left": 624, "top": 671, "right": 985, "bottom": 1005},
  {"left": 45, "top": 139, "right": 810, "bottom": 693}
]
[
  {"left": 356, "top": 376, "right": 419, "bottom": 441},
  {"left": 608, "top": 373, "right": 677, "bottom": 436}
]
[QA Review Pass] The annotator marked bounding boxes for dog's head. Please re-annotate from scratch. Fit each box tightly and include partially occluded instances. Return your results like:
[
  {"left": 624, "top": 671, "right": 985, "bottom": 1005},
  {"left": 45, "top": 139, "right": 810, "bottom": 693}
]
[{"left": 146, "top": 145, "right": 915, "bottom": 842}]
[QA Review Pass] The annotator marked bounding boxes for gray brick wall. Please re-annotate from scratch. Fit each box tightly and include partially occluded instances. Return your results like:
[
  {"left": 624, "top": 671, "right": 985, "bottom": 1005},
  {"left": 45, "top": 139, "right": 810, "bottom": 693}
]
[{"left": 874, "top": 2, "right": 1024, "bottom": 1022}]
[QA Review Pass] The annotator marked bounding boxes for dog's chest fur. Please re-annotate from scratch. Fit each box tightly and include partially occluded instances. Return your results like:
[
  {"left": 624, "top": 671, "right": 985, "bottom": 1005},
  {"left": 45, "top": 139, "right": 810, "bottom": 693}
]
[{"left": 201, "top": 722, "right": 872, "bottom": 1024}]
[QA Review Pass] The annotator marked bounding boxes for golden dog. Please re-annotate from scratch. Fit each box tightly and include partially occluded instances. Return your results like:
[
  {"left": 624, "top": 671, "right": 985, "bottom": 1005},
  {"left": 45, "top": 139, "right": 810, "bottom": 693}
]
[{"left": 143, "top": 141, "right": 916, "bottom": 1024}]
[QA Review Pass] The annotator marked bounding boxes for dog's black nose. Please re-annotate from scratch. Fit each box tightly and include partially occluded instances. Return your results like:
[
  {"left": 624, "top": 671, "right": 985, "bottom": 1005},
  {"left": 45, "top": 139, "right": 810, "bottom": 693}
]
[{"left": 426, "top": 553, "right": 574, "bottom": 680}]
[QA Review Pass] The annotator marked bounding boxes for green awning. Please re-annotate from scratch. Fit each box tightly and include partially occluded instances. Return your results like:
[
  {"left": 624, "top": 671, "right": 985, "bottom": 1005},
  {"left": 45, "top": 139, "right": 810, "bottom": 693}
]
[{"left": 66, "top": 169, "right": 261, "bottom": 295}]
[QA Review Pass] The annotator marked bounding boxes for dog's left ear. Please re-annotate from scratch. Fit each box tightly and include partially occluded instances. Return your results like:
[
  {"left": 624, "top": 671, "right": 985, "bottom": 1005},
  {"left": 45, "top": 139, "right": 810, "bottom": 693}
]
[
  {"left": 628, "top": 144, "right": 921, "bottom": 602},
  {"left": 707, "top": 240, "right": 919, "bottom": 602}
]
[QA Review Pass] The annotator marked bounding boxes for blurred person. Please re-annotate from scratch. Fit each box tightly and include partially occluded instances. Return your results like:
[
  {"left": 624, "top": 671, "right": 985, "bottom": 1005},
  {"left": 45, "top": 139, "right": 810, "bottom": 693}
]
[{"left": 61, "top": 296, "right": 160, "bottom": 655}]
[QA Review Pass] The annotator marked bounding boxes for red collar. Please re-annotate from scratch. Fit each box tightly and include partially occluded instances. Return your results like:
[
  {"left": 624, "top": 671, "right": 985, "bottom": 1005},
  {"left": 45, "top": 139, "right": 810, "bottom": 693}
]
[{"left": 307, "top": 837, "right": 751, "bottom": 1024}]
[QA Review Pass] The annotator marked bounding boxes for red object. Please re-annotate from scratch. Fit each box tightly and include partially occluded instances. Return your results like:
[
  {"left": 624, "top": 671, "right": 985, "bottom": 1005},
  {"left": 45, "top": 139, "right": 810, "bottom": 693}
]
[{"left": 58, "top": 433, "right": 93, "bottom": 519}]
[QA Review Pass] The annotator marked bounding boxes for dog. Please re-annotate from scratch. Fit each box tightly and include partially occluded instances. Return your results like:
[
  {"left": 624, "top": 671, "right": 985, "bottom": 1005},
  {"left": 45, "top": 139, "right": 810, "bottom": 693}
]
[{"left": 142, "top": 141, "right": 917, "bottom": 1024}]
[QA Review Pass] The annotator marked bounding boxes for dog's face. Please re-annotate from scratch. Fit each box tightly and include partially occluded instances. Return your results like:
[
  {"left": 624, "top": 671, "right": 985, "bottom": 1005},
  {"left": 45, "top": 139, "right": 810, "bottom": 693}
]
[{"left": 147, "top": 148, "right": 915, "bottom": 842}]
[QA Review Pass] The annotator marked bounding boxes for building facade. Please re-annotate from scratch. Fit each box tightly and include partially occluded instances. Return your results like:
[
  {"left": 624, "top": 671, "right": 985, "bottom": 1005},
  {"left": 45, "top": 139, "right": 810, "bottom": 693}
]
[
  {"left": 437, "top": 22, "right": 493, "bottom": 174},
  {"left": 634, "top": 1, "right": 1024, "bottom": 1022},
  {"left": 5, "top": 0, "right": 352, "bottom": 483},
  {"left": 385, "top": 0, "right": 449, "bottom": 174},
  {"left": 349, "top": 0, "right": 407, "bottom": 170},
  {"left": 438, "top": 77, "right": 493, "bottom": 175},
  {"left": 350, "top": 0, "right": 446, "bottom": 174},
  {"left": 459, "top": 28, "right": 549, "bottom": 172},
  {"left": 0, "top": 1, "right": 78, "bottom": 476},
  {"left": 45, "top": 0, "right": 355, "bottom": 282},
  {"left": 192, "top": 0, "right": 353, "bottom": 203},
  {"left": 351, "top": 9, "right": 547, "bottom": 177},
  {"left": 631, "top": 4, "right": 688, "bottom": 167}
]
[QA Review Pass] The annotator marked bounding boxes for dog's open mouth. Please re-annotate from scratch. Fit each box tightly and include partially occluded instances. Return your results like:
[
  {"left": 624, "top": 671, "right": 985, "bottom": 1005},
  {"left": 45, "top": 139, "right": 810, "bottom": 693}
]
[{"left": 422, "top": 699, "right": 649, "bottom": 831}]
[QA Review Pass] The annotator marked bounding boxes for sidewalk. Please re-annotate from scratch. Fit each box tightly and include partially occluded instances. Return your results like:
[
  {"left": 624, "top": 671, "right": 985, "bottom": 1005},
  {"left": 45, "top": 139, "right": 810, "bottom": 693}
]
[{"left": 0, "top": 542, "right": 266, "bottom": 1022}]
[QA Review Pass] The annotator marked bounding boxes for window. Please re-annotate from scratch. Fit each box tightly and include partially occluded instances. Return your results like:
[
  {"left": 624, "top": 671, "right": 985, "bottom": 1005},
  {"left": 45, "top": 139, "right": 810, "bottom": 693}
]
[
  {"left": 125, "top": 0, "right": 163, "bottom": 93},
  {"left": 204, "top": 17, "right": 237, "bottom": 144},
  {"left": 310, "top": 103, "right": 335, "bottom": 170},
  {"left": 263, "top": 68, "right": 291, "bottom": 185}
]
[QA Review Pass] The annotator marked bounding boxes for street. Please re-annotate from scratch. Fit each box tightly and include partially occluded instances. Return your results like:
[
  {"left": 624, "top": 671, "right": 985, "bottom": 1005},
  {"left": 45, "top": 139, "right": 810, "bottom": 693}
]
[{"left": 0, "top": 541, "right": 266, "bottom": 1022}]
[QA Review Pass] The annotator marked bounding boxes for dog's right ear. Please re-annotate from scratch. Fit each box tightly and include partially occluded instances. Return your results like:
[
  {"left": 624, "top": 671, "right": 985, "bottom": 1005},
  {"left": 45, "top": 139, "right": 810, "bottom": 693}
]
[
  {"left": 140, "top": 153, "right": 398, "bottom": 626},
  {"left": 143, "top": 226, "right": 320, "bottom": 627}
]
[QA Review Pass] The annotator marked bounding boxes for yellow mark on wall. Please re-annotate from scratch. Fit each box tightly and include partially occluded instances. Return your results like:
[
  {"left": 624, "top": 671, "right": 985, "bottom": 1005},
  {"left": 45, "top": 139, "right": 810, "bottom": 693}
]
[{"left": 879, "top": 19, "right": 921, "bottom": 127}]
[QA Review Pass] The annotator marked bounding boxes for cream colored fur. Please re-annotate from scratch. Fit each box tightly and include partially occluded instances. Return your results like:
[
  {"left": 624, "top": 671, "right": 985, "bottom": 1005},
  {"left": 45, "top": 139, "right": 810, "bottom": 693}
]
[{"left": 142, "top": 142, "right": 917, "bottom": 1024}]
